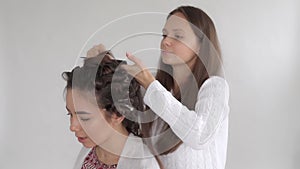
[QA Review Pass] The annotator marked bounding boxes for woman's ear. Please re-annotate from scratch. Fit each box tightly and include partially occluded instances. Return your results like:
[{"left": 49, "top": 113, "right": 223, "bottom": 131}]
[{"left": 110, "top": 113, "right": 125, "bottom": 125}]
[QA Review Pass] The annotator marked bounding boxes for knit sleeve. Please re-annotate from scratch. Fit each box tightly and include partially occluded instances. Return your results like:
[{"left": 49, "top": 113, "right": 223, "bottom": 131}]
[{"left": 143, "top": 76, "right": 230, "bottom": 149}]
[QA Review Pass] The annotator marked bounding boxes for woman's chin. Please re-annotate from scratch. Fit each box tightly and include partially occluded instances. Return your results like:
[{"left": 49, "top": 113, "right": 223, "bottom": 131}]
[
  {"left": 82, "top": 143, "right": 95, "bottom": 148},
  {"left": 162, "top": 57, "right": 173, "bottom": 65},
  {"left": 80, "top": 140, "right": 96, "bottom": 148}
]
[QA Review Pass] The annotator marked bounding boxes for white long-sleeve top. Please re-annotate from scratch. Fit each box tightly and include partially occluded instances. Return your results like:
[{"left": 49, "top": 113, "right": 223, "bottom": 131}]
[{"left": 144, "top": 76, "right": 230, "bottom": 169}]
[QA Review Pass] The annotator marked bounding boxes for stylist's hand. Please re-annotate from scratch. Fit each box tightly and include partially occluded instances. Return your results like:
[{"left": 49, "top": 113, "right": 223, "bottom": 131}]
[
  {"left": 122, "top": 52, "right": 155, "bottom": 89},
  {"left": 86, "top": 44, "right": 106, "bottom": 58}
]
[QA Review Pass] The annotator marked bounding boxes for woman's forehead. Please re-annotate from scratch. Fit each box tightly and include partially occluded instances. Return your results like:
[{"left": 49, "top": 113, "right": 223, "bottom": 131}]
[
  {"left": 164, "top": 13, "right": 190, "bottom": 31},
  {"left": 68, "top": 89, "right": 99, "bottom": 111}
]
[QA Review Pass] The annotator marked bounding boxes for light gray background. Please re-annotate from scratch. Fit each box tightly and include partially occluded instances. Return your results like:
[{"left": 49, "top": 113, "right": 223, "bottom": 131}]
[{"left": 1, "top": 0, "right": 299, "bottom": 169}]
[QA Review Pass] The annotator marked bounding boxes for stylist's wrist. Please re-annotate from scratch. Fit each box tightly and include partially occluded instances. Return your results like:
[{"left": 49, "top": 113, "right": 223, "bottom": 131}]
[{"left": 142, "top": 74, "right": 155, "bottom": 89}]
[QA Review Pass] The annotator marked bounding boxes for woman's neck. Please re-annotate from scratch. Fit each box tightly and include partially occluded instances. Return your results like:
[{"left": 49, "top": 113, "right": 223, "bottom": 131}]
[
  {"left": 96, "top": 145, "right": 120, "bottom": 165},
  {"left": 96, "top": 128, "right": 129, "bottom": 165},
  {"left": 172, "top": 58, "right": 196, "bottom": 91}
]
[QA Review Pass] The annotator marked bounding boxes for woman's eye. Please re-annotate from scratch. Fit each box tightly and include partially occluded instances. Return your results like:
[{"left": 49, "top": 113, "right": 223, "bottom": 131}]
[
  {"left": 162, "top": 34, "right": 167, "bottom": 38},
  {"left": 67, "top": 112, "right": 72, "bottom": 117},
  {"left": 174, "top": 35, "right": 183, "bottom": 39},
  {"left": 80, "top": 118, "right": 90, "bottom": 122}
]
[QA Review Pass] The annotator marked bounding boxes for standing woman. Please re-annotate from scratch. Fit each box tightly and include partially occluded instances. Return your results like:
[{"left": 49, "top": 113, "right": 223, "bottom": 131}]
[{"left": 124, "top": 6, "right": 230, "bottom": 169}]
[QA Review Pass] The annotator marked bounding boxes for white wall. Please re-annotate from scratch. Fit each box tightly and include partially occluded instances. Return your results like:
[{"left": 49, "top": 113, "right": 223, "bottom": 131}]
[
  {"left": 1, "top": 0, "right": 299, "bottom": 169},
  {"left": 0, "top": 2, "right": 8, "bottom": 168},
  {"left": 214, "top": 1, "right": 300, "bottom": 169}
]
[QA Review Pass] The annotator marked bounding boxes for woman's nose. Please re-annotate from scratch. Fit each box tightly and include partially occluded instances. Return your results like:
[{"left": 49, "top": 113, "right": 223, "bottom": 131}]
[
  {"left": 70, "top": 116, "right": 81, "bottom": 132},
  {"left": 162, "top": 36, "right": 172, "bottom": 47}
]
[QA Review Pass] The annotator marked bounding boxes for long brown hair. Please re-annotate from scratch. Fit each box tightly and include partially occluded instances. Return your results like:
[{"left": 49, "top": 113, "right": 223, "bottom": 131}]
[{"left": 142, "top": 6, "right": 223, "bottom": 157}]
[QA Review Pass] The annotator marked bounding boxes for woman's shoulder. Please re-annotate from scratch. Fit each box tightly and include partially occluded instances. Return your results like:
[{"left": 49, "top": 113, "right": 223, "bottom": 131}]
[
  {"left": 200, "top": 76, "right": 229, "bottom": 91},
  {"left": 118, "top": 134, "right": 160, "bottom": 169},
  {"left": 204, "top": 76, "right": 228, "bottom": 86},
  {"left": 197, "top": 76, "right": 230, "bottom": 101},
  {"left": 73, "top": 147, "right": 93, "bottom": 169},
  {"left": 122, "top": 134, "right": 154, "bottom": 158}
]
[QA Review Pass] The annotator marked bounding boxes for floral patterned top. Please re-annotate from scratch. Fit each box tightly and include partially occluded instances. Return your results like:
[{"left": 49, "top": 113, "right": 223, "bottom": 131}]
[{"left": 81, "top": 147, "right": 117, "bottom": 169}]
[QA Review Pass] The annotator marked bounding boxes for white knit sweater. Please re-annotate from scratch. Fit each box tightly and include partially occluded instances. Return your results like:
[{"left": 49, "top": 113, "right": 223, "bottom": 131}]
[{"left": 144, "top": 76, "right": 230, "bottom": 169}]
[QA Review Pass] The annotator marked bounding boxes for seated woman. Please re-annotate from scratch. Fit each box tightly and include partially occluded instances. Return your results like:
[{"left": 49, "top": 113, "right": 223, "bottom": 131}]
[{"left": 62, "top": 50, "right": 159, "bottom": 169}]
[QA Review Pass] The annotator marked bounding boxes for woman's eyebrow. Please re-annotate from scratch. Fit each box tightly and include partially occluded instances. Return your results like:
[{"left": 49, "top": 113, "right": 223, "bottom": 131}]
[
  {"left": 66, "top": 106, "right": 92, "bottom": 115},
  {"left": 172, "top": 28, "right": 184, "bottom": 32},
  {"left": 163, "top": 28, "right": 184, "bottom": 33},
  {"left": 75, "top": 111, "right": 92, "bottom": 115}
]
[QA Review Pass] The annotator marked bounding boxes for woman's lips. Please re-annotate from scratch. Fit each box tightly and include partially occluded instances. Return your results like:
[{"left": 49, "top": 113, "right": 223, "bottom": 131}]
[
  {"left": 77, "top": 137, "right": 88, "bottom": 143},
  {"left": 161, "top": 51, "right": 173, "bottom": 56}
]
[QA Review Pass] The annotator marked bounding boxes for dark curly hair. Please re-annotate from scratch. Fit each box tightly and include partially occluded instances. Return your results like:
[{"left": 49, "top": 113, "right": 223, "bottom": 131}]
[{"left": 62, "top": 51, "right": 144, "bottom": 136}]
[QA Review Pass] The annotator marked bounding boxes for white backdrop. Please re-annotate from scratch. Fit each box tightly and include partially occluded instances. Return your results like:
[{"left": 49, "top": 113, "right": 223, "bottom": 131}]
[{"left": 1, "top": 0, "right": 299, "bottom": 169}]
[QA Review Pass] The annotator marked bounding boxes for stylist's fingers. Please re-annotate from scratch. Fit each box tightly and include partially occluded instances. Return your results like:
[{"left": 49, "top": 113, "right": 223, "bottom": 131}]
[
  {"left": 122, "top": 54, "right": 141, "bottom": 77},
  {"left": 122, "top": 52, "right": 155, "bottom": 89},
  {"left": 126, "top": 52, "right": 145, "bottom": 69},
  {"left": 86, "top": 44, "right": 106, "bottom": 58}
]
